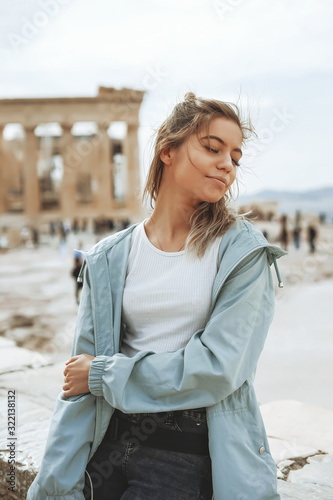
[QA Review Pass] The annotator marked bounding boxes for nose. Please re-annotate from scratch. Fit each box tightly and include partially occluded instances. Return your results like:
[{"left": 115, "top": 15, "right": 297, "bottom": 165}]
[{"left": 216, "top": 153, "right": 233, "bottom": 172}]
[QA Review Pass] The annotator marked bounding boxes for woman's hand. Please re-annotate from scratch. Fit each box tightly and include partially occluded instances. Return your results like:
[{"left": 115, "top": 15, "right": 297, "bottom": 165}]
[{"left": 62, "top": 354, "right": 95, "bottom": 398}]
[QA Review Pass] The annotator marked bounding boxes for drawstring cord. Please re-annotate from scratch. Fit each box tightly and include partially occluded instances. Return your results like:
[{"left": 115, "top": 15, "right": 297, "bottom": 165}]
[
  {"left": 85, "top": 469, "right": 93, "bottom": 500},
  {"left": 77, "top": 259, "right": 86, "bottom": 283},
  {"left": 74, "top": 248, "right": 86, "bottom": 283},
  {"left": 272, "top": 256, "right": 284, "bottom": 288}
]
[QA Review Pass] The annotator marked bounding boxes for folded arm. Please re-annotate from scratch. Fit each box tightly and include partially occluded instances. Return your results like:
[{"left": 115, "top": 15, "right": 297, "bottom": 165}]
[{"left": 88, "top": 248, "right": 275, "bottom": 412}]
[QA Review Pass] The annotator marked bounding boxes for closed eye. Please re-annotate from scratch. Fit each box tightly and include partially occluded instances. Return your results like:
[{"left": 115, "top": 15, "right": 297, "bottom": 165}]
[
  {"left": 205, "top": 146, "right": 240, "bottom": 167},
  {"left": 205, "top": 146, "right": 219, "bottom": 153}
]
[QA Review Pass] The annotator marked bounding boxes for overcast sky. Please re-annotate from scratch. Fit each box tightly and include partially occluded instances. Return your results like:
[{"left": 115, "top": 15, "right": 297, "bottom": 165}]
[{"left": 0, "top": 0, "right": 332, "bottom": 195}]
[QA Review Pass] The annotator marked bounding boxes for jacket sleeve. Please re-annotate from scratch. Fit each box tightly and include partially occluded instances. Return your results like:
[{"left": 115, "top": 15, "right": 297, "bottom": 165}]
[
  {"left": 27, "top": 267, "right": 96, "bottom": 500},
  {"left": 88, "top": 248, "right": 275, "bottom": 412}
]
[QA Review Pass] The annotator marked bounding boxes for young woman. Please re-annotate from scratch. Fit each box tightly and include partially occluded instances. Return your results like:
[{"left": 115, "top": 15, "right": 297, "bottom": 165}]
[{"left": 27, "top": 93, "right": 286, "bottom": 500}]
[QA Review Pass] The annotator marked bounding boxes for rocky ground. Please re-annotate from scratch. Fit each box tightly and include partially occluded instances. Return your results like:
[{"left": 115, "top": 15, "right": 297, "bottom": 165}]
[{"left": 0, "top": 222, "right": 333, "bottom": 499}]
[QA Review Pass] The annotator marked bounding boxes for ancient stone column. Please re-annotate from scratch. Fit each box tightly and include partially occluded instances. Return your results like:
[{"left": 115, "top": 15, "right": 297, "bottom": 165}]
[
  {"left": 123, "top": 123, "right": 141, "bottom": 214},
  {"left": 23, "top": 125, "right": 40, "bottom": 219},
  {"left": 60, "top": 123, "right": 76, "bottom": 218},
  {"left": 0, "top": 125, "right": 6, "bottom": 214},
  {"left": 97, "top": 122, "right": 112, "bottom": 213}
]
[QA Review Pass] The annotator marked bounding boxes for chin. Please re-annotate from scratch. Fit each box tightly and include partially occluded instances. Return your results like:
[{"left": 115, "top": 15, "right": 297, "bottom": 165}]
[
  {"left": 203, "top": 184, "right": 228, "bottom": 202},
  {"left": 198, "top": 196, "right": 224, "bottom": 205},
  {"left": 203, "top": 191, "right": 227, "bottom": 204}
]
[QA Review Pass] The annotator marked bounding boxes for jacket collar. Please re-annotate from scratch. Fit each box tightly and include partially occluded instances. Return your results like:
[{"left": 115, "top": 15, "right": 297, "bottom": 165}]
[{"left": 76, "top": 219, "right": 286, "bottom": 288}]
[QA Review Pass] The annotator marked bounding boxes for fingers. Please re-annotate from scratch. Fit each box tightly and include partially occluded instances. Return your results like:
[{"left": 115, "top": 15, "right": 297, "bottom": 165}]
[
  {"left": 63, "top": 388, "right": 71, "bottom": 398},
  {"left": 63, "top": 356, "right": 79, "bottom": 376},
  {"left": 65, "top": 356, "right": 79, "bottom": 366},
  {"left": 62, "top": 353, "right": 92, "bottom": 397},
  {"left": 62, "top": 380, "right": 75, "bottom": 398},
  {"left": 62, "top": 385, "right": 82, "bottom": 398}
]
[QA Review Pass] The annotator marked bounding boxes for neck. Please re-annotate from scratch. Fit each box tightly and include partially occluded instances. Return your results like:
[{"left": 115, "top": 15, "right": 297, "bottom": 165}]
[
  {"left": 145, "top": 186, "right": 198, "bottom": 251},
  {"left": 152, "top": 187, "right": 196, "bottom": 233}
]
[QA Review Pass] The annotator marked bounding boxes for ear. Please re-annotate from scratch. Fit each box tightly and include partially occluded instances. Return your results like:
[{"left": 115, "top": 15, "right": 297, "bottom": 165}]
[{"left": 160, "top": 147, "right": 173, "bottom": 166}]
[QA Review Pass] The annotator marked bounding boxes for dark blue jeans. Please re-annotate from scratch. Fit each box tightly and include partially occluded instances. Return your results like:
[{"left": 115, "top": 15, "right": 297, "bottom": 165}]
[{"left": 84, "top": 408, "right": 213, "bottom": 500}]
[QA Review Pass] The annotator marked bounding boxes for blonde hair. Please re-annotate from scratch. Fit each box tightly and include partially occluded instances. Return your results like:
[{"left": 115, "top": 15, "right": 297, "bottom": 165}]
[{"left": 143, "top": 92, "right": 254, "bottom": 257}]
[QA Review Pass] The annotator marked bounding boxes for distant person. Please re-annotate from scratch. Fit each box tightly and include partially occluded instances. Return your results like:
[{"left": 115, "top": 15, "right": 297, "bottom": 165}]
[
  {"left": 59, "top": 225, "right": 67, "bottom": 257},
  {"left": 72, "top": 218, "right": 79, "bottom": 234},
  {"left": 122, "top": 218, "right": 131, "bottom": 229},
  {"left": 280, "top": 215, "right": 288, "bottom": 251},
  {"left": 73, "top": 241, "right": 83, "bottom": 262},
  {"left": 293, "top": 211, "right": 302, "bottom": 249},
  {"left": 49, "top": 221, "right": 56, "bottom": 237},
  {"left": 71, "top": 257, "right": 83, "bottom": 304},
  {"left": 307, "top": 224, "right": 317, "bottom": 253},
  {"left": 108, "top": 219, "right": 115, "bottom": 231},
  {"left": 293, "top": 226, "right": 301, "bottom": 249},
  {"left": 31, "top": 227, "right": 39, "bottom": 248},
  {"left": 27, "top": 92, "right": 286, "bottom": 500},
  {"left": 62, "top": 219, "right": 71, "bottom": 237}
]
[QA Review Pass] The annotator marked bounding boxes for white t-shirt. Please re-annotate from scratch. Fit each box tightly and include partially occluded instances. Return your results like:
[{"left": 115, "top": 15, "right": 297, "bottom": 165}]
[{"left": 120, "top": 220, "right": 222, "bottom": 357}]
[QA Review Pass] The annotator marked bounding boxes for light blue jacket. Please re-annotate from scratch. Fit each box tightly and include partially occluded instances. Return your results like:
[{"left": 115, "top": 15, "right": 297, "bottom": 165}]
[{"left": 27, "top": 219, "right": 286, "bottom": 500}]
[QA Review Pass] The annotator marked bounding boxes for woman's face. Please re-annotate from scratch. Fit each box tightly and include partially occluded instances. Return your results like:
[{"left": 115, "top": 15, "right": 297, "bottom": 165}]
[{"left": 163, "top": 117, "right": 243, "bottom": 205}]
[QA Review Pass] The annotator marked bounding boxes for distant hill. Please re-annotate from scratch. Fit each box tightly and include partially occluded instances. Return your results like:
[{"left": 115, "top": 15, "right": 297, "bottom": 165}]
[{"left": 236, "top": 186, "right": 333, "bottom": 219}]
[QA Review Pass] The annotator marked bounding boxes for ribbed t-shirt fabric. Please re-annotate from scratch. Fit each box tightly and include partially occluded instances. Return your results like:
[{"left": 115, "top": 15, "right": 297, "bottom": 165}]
[{"left": 120, "top": 219, "right": 222, "bottom": 357}]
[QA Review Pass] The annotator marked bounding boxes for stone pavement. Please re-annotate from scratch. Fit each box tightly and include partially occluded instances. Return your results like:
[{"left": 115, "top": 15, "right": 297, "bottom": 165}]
[
  {"left": 262, "top": 400, "right": 333, "bottom": 499},
  {"left": 1, "top": 347, "right": 333, "bottom": 499},
  {"left": 1, "top": 225, "right": 333, "bottom": 498}
]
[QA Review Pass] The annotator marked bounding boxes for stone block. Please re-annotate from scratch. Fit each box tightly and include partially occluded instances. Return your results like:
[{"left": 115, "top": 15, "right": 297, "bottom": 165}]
[
  {"left": 288, "top": 454, "right": 333, "bottom": 488},
  {"left": 0, "top": 346, "right": 49, "bottom": 375},
  {"left": 0, "top": 389, "right": 52, "bottom": 498},
  {"left": 261, "top": 400, "right": 333, "bottom": 455},
  {"left": 277, "top": 478, "right": 333, "bottom": 499}
]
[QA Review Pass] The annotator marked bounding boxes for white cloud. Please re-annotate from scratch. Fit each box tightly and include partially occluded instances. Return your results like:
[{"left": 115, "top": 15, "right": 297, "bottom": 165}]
[{"left": 0, "top": 0, "right": 332, "bottom": 193}]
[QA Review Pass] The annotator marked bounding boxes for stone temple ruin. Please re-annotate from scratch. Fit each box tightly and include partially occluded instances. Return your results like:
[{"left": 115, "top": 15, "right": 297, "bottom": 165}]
[{"left": 0, "top": 86, "right": 145, "bottom": 227}]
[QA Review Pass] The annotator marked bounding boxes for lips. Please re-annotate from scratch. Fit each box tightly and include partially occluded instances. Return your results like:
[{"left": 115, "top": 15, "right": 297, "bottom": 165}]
[{"left": 207, "top": 176, "right": 227, "bottom": 187}]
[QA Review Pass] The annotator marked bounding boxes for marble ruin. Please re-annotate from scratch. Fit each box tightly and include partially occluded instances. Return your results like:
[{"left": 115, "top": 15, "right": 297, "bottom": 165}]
[{"left": 0, "top": 86, "right": 145, "bottom": 225}]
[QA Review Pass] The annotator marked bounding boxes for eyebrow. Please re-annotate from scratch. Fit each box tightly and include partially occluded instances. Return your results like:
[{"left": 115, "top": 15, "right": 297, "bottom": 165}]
[{"left": 200, "top": 135, "right": 243, "bottom": 157}]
